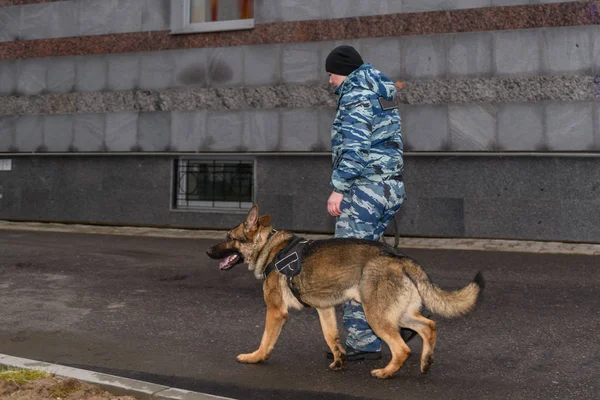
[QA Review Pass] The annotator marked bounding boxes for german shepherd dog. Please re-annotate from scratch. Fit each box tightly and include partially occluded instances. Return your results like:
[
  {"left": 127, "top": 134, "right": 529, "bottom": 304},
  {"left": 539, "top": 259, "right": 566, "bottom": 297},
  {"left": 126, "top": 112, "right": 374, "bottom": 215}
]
[{"left": 206, "top": 205, "right": 484, "bottom": 379}]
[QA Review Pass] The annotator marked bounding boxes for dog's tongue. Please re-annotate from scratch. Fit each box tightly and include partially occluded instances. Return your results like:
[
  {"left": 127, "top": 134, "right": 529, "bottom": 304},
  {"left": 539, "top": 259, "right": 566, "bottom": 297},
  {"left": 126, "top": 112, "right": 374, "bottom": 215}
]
[{"left": 219, "top": 254, "right": 239, "bottom": 270}]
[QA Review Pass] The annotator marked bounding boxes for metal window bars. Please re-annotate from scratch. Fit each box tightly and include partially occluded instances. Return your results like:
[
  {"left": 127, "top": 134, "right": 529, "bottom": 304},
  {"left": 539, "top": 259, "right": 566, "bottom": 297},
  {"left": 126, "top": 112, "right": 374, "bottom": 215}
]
[{"left": 174, "top": 159, "right": 254, "bottom": 210}]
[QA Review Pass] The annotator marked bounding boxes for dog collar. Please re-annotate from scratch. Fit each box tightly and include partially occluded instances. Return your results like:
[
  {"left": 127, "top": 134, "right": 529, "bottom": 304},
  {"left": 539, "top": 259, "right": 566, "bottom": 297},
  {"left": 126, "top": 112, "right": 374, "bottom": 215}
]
[{"left": 265, "top": 228, "right": 277, "bottom": 243}]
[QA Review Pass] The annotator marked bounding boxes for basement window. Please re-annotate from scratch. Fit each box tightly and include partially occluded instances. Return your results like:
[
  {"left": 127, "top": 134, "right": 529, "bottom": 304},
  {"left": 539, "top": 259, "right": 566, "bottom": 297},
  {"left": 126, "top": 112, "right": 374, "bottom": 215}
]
[
  {"left": 170, "top": 0, "right": 255, "bottom": 34},
  {"left": 173, "top": 159, "right": 254, "bottom": 210}
]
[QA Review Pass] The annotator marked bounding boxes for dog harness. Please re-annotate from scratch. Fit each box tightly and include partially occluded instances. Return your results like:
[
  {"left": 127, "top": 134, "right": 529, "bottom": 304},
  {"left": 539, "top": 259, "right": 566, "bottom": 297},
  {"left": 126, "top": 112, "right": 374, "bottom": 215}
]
[{"left": 263, "top": 234, "right": 312, "bottom": 308}]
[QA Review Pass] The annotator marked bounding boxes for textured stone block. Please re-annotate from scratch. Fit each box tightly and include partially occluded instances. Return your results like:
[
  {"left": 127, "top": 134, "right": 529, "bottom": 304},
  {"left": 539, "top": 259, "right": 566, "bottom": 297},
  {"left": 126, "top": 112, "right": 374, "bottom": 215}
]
[
  {"left": 280, "top": 109, "right": 319, "bottom": 151},
  {"left": 105, "top": 112, "right": 138, "bottom": 151},
  {"left": 171, "top": 111, "right": 206, "bottom": 151},
  {"left": 0, "top": 60, "right": 18, "bottom": 96},
  {"left": 593, "top": 26, "right": 600, "bottom": 75},
  {"left": 243, "top": 110, "right": 280, "bottom": 151},
  {"left": 406, "top": 197, "right": 465, "bottom": 237},
  {"left": 254, "top": 0, "right": 282, "bottom": 23},
  {"left": 172, "top": 48, "right": 208, "bottom": 88},
  {"left": 46, "top": 57, "right": 76, "bottom": 94},
  {"left": 545, "top": 103, "right": 594, "bottom": 151},
  {"left": 243, "top": 44, "right": 281, "bottom": 86},
  {"left": 17, "top": 59, "right": 46, "bottom": 95},
  {"left": 107, "top": 53, "right": 140, "bottom": 91},
  {"left": 138, "top": 112, "right": 171, "bottom": 151},
  {"left": 463, "top": 198, "right": 555, "bottom": 239},
  {"left": 403, "top": 0, "right": 492, "bottom": 12},
  {"left": 0, "top": 6, "right": 21, "bottom": 42},
  {"left": 75, "top": 55, "right": 107, "bottom": 92},
  {"left": 142, "top": 0, "right": 170, "bottom": 31},
  {"left": 359, "top": 37, "right": 402, "bottom": 80},
  {"left": 43, "top": 115, "right": 73, "bottom": 152},
  {"left": 279, "top": 0, "right": 324, "bottom": 21},
  {"left": 207, "top": 47, "right": 244, "bottom": 88},
  {"left": 491, "top": 0, "right": 528, "bottom": 5},
  {"left": 401, "top": 0, "right": 446, "bottom": 12},
  {"left": 401, "top": 105, "right": 449, "bottom": 151},
  {"left": 205, "top": 111, "right": 244, "bottom": 151},
  {"left": 15, "top": 115, "right": 43, "bottom": 152},
  {"left": 73, "top": 113, "right": 105, "bottom": 152},
  {"left": 449, "top": 104, "right": 497, "bottom": 150},
  {"left": 448, "top": 32, "right": 493, "bottom": 78},
  {"left": 330, "top": 0, "right": 400, "bottom": 18},
  {"left": 282, "top": 43, "right": 321, "bottom": 84},
  {"left": 400, "top": 35, "right": 447, "bottom": 79},
  {"left": 596, "top": 102, "right": 600, "bottom": 151},
  {"left": 494, "top": 29, "right": 541, "bottom": 76},
  {"left": 0, "top": 116, "right": 15, "bottom": 151},
  {"left": 139, "top": 51, "right": 174, "bottom": 90},
  {"left": 21, "top": 2, "right": 77, "bottom": 40},
  {"left": 497, "top": 104, "right": 544, "bottom": 151},
  {"left": 79, "top": 0, "right": 143, "bottom": 36},
  {"left": 456, "top": 0, "right": 492, "bottom": 9},
  {"left": 542, "top": 26, "right": 592, "bottom": 75},
  {"left": 318, "top": 108, "right": 335, "bottom": 152}
]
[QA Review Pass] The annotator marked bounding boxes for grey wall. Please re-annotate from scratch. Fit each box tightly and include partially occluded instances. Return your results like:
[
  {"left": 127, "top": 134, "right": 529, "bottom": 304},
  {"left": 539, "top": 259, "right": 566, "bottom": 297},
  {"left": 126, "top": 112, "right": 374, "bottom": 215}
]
[
  {"left": 3, "top": 25, "right": 597, "bottom": 97},
  {"left": 2, "top": 100, "right": 600, "bottom": 153},
  {"left": 1, "top": 155, "right": 599, "bottom": 243},
  {"left": 2, "top": 25, "right": 600, "bottom": 154},
  {"left": 0, "top": 0, "right": 583, "bottom": 42},
  {"left": 256, "top": 0, "right": 582, "bottom": 23},
  {"left": 0, "top": 0, "right": 170, "bottom": 42}
]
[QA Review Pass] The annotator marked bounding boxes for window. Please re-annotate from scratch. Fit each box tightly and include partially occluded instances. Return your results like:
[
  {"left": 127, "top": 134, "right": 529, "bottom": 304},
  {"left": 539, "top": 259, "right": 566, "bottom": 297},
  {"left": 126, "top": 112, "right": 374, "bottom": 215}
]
[
  {"left": 171, "top": 0, "right": 254, "bottom": 34},
  {"left": 173, "top": 159, "right": 254, "bottom": 210}
]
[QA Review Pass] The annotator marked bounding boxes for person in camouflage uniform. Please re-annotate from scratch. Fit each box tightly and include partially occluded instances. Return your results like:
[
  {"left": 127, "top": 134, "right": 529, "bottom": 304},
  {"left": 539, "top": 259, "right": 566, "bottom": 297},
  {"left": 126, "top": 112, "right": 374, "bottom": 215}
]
[{"left": 325, "top": 45, "right": 409, "bottom": 361}]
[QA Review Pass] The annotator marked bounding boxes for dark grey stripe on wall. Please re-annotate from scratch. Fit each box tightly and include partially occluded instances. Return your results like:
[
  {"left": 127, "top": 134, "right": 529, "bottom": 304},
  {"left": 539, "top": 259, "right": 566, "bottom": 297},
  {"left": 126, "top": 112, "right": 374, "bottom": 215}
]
[
  {"left": 0, "top": 75, "right": 598, "bottom": 117},
  {"left": 0, "top": 0, "right": 64, "bottom": 6},
  {"left": 1, "top": 155, "right": 600, "bottom": 243}
]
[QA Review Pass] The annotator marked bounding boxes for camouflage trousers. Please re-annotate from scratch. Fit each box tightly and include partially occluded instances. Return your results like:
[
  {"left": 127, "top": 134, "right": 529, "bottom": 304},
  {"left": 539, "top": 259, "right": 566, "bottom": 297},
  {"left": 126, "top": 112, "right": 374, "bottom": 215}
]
[{"left": 336, "top": 179, "right": 405, "bottom": 352}]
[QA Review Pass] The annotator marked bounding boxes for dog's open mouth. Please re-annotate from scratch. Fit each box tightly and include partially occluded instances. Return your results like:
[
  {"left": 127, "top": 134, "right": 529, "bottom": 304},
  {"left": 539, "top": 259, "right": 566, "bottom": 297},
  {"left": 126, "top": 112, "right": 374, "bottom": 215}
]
[{"left": 219, "top": 253, "right": 242, "bottom": 270}]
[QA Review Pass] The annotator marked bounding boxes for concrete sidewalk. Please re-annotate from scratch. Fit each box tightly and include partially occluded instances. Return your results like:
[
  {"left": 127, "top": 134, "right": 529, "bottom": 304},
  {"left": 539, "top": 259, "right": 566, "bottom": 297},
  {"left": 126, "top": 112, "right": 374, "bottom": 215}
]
[
  {"left": 1, "top": 219, "right": 599, "bottom": 256},
  {"left": 0, "top": 353, "right": 235, "bottom": 400}
]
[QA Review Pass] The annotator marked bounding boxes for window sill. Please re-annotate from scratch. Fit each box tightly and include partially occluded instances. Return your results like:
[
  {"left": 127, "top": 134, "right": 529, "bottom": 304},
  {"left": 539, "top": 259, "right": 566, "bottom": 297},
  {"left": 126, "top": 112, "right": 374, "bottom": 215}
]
[{"left": 170, "top": 19, "right": 255, "bottom": 35}]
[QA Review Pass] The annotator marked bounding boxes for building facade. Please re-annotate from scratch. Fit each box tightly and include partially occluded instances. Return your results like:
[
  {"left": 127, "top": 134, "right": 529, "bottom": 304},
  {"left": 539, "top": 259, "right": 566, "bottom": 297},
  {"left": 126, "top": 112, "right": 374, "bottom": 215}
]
[{"left": 1, "top": 0, "right": 599, "bottom": 243}]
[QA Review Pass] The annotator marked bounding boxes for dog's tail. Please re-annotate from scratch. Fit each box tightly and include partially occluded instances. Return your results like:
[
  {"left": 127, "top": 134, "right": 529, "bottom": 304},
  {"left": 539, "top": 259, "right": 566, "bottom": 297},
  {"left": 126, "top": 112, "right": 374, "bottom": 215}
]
[{"left": 403, "top": 260, "right": 484, "bottom": 318}]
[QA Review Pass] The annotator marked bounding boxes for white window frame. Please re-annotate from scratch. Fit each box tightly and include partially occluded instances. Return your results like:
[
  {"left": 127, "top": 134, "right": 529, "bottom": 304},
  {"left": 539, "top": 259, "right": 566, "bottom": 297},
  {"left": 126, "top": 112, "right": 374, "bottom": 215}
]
[{"left": 170, "top": 0, "right": 255, "bottom": 34}]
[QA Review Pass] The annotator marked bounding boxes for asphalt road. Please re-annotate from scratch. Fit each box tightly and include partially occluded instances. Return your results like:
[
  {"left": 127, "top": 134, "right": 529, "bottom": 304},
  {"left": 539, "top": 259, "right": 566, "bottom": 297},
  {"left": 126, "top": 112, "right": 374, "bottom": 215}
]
[{"left": 0, "top": 230, "right": 598, "bottom": 400}]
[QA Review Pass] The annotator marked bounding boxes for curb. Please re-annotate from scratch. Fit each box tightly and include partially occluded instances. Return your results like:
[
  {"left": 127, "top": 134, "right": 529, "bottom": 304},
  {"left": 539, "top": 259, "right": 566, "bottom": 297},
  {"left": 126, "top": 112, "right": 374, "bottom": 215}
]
[
  {"left": 1, "top": 220, "right": 599, "bottom": 256},
  {"left": 0, "top": 353, "right": 235, "bottom": 400}
]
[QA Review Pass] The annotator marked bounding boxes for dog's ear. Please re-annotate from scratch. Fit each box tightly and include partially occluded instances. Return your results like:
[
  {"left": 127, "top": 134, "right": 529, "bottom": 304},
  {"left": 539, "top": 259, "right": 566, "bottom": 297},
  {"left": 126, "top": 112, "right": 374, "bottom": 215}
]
[
  {"left": 245, "top": 204, "right": 259, "bottom": 230},
  {"left": 258, "top": 214, "right": 271, "bottom": 227}
]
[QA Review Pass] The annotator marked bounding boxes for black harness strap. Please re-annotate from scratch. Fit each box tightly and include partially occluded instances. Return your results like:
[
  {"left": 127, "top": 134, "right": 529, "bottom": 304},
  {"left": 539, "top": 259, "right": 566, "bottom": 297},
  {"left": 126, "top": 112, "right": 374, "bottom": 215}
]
[{"left": 263, "top": 235, "right": 312, "bottom": 308}]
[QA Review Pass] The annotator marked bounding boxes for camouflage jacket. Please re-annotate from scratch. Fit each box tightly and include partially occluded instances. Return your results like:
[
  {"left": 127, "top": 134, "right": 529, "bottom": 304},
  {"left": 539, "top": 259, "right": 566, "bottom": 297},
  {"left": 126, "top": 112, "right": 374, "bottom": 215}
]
[{"left": 330, "top": 63, "right": 404, "bottom": 194}]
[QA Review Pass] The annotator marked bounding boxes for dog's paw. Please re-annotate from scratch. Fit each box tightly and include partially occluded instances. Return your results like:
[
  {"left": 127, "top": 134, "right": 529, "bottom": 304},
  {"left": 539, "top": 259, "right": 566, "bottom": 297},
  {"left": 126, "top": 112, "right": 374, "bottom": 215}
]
[
  {"left": 420, "top": 354, "right": 434, "bottom": 374},
  {"left": 370, "top": 368, "right": 393, "bottom": 379},
  {"left": 237, "top": 352, "right": 263, "bottom": 364},
  {"left": 328, "top": 360, "right": 344, "bottom": 371}
]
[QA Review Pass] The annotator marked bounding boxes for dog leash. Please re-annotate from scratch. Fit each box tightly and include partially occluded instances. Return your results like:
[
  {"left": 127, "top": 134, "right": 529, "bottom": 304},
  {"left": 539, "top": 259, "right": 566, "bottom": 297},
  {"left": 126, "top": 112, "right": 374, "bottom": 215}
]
[{"left": 392, "top": 214, "right": 399, "bottom": 248}]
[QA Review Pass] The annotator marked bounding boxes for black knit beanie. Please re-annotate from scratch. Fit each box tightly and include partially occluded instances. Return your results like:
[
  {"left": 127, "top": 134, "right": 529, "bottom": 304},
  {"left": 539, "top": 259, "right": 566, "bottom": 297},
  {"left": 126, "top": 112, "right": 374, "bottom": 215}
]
[{"left": 325, "top": 45, "right": 364, "bottom": 76}]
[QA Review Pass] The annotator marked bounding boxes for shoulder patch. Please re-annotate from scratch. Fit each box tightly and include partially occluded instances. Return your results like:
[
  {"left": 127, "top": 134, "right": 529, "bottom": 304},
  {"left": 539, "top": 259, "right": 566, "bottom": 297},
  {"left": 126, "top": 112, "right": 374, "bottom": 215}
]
[{"left": 378, "top": 97, "right": 398, "bottom": 111}]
